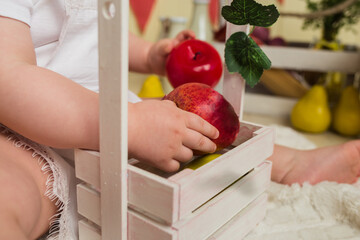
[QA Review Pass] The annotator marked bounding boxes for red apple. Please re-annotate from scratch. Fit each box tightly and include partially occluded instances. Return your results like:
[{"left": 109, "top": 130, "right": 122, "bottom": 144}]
[
  {"left": 163, "top": 83, "right": 240, "bottom": 151},
  {"left": 166, "top": 39, "right": 223, "bottom": 88}
]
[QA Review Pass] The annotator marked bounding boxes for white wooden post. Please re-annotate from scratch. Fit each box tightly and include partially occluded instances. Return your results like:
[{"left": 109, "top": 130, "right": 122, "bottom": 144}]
[
  {"left": 221, "top": 2, "right": 249, "bottom": 121},
  {"left": 98, "top": 0, "right": 128, "bottom": 239}
]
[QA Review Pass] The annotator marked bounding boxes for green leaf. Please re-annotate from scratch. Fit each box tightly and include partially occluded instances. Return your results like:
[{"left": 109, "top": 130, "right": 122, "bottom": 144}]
[
  {"left": 225, "top": 32, "right": 271, "bottom": 87},
  {"left": 222, "top": 0, "right": 279, "bottom": 27}
]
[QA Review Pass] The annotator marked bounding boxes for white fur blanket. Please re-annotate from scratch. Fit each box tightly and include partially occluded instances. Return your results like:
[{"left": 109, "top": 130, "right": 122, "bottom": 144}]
[{"left": 244, "top": 125, "right": 360, "bottom": 240}]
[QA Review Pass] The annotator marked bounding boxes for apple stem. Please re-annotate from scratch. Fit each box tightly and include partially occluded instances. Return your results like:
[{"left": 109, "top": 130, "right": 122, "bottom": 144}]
[{"left": 193, "top": 52, "right": 201, "bottom": 60}]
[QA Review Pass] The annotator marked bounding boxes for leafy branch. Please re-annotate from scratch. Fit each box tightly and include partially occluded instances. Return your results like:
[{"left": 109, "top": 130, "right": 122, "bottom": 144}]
[
  {"left": 280, "top": 0, "right": 357, "bottom": 19},
  {"left": 222, "top": 0, "right": 280, "bottom": 87},
  {"left": 301, "top": 0, "right": 360, "bottom": 41}
]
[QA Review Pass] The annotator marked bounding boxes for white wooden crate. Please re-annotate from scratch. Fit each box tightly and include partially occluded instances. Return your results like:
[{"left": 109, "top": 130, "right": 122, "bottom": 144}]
[
  {"left": 77, "top": 160, "right": 271, "bottom": 240},
  {"left": 75, "top": 121, "right": 274, "bottom": 225}
]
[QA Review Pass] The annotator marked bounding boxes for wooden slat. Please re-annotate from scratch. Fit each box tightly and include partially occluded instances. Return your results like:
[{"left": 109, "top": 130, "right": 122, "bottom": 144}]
[
  {"left": 98, "top": 0, "right": 128, "bottom": 239},
  {"left": 262, "top": 46, "right": 360, "bottom": 73},
  {"left": 75, "top": 150, "right": 100, "bottom": 190},
  {"left": 243, "top": 93, "right": 297, "bottom": 117},
  {"left": 173, "top": 161, "right": 271, "bottom": 240},
  {"left": 52, "top": 148, "right": 75, "bottom": 163},
  {"left": 213, "top": 44, "right": 360, "bottom": 75},
  {"left": 77, "top": 184, "right": 101, "bottom": 226},
  {"left": 128, "top": 165, "right": 180, "bottom": 224},
  {"left": 128, "top": 210, "right": 177, "bottom": 240},
  {"left": 78, "top": 220, "right": 101, "bottom": 240},
  {"left": 208, "top": 193, "right": 268, "bottom": 240}
]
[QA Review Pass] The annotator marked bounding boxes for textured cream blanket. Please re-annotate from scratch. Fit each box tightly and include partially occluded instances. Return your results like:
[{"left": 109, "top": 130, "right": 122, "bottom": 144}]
[{"left": 244, "top": 125, "right": 360, "bottom": 240}]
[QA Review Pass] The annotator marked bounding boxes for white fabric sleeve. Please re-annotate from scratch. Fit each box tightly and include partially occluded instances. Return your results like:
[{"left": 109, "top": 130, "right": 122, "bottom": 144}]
[
  {"left": 0, "top": 0, "right": 33, "bottom": 26},
  {"left": 128, "top": 90, "right": 142, "bottom": 103}
]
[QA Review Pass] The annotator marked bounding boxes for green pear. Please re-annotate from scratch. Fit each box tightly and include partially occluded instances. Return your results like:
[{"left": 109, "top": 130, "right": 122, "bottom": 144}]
[
  {"left": 291, "top": 85, "right": 331, "bottom": 133},
  {"left": 332, "top": 86, "right": 360, "bottom": 136}
]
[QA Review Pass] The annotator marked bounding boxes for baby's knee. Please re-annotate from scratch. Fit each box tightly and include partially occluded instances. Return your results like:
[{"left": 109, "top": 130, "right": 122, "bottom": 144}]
[
  {"left": 0, "top": 145, "right": 56, "bottom": 239},
  {"left": 0, "top": 212, "right": 28, "bottom": 240}
]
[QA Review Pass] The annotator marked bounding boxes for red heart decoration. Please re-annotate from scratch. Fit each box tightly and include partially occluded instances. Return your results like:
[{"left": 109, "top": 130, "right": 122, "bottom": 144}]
[{"left": 130, "top": 0, "right": 157, "bottom": 33}]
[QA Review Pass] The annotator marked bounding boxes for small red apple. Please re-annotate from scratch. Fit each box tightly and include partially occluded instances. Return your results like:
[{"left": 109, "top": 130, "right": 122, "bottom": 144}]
[
  {"left": 166, "top": 39, "right": 223, "bottom": 88},
  {"left": 163, "top": 83, "right": 240, "bottom": 151}
]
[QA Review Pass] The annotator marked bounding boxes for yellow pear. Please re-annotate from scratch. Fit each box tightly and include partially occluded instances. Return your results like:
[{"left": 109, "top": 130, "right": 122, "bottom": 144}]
[
  {"left": 291, "top": 85, "right": 331, "bottom": 133},
  {"left": 138, "top": 75, "right": 165, "bottom": 98},
  {"left": 332, "top": 86, "right": 360, "bottom": 136},
  {"left": 186, "top": 153, "right": 222, "bottom": 170}
]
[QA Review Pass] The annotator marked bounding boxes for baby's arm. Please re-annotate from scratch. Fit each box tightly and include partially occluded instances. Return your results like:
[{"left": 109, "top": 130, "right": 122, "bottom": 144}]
[
  {"left": 0, "top": 17, "right": 218, "bottom": 171},
  {"left": 0, "top": 17, "right": 100, "bottom": 150}
]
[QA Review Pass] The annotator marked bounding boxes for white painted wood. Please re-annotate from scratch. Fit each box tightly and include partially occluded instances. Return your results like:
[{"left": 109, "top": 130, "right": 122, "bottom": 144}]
[
  {"left": 78, "top": 220, "right": 102, "bottom": 240},
  {"left": 208, "top": 193, "right": 268, "bottom": 240},
  {"left": 98, "top": 0, "right": 128, "bottom": 239},
  {"left": 169, "top": 126, "right": 274, "bottom": 220},
  {"left": 52, "top": 148, "right": 75, "bottom": 163},
  {"left": 77, "top": 184, "right": 101, "bottom": 226},
  {"left": 213, "top": 43, "right": 360, "bottom": 74},
  {"left": 74, "top": 149, "right": 179, "bottom": 224},
  {"left": 77, "top": 162, "right": 271, "bottom": 240},
  {"left": 74, "top": 122, "right": 274, "bottom": 225},
  {"left": 128, "top": 165, "right": 180, "bottom": 224},
  {"left": 222, "top": 22, "right": 247, "bottom": 120},
  {"left": 172, "top": 161, "right": 271, "bottom": 240},
  {"left": 243, "top": 93, "right": 297, "bottom": 117},
  {"left": 262, "top": 46, "right": 360, "bottom": 73},
  {"left": 75, "top": 150, "right": 100, "bottom": 190},
  {"left": 128, "top": 210, "right": 177, "bottom": 240}
]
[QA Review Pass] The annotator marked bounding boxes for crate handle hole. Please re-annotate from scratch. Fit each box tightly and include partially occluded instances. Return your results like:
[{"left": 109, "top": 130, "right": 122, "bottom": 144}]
[{"left": 103, "top": 1, "right": 116, "bottom": 19}]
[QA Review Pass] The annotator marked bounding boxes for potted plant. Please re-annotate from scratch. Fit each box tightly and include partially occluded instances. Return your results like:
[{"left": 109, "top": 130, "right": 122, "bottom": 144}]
[
  {"left": 300, "top": 0, "right": 360, "bottom": 105},
  {"left": 302, "top": 0, "right": 360, "bottom": 48}
]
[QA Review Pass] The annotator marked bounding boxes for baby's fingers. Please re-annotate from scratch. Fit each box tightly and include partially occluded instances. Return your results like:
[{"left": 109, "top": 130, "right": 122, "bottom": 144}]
[
  {"left": 173, "top": 145, "right": 194, "bottom": 163},
  {"left": 159, "top": 159, "right": 180, "bottom": 173},
  {"left": 185, "top": 112, "right": 219, "bottom": 140},
  {"left": 174, "top": 30, "right": 195, "bottom": 43},
  {"left": 183, "top": 128, "right": 217, "bottom": 153}
]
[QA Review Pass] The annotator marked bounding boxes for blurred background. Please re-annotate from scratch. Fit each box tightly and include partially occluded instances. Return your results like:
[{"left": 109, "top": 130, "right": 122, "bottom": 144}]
[
  {"left": 128, "top": 0, "right": 360, "bottom": 94},
  {"left": 128, "top": 0, "right": 360, "bottom": 141}
]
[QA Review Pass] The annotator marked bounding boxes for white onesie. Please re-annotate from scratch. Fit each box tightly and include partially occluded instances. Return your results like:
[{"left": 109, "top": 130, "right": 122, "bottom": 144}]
[{"left": 0, "top": 0, "right": 141, "bottom": 100}]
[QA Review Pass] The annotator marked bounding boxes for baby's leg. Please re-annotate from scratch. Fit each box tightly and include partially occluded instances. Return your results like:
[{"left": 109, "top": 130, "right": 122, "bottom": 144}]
[
  {"left": 271, "top": 140, "right": 360, "bottom": 185},
  {"left": 0, "top": 133, "right": 57, "bottom": 239}
]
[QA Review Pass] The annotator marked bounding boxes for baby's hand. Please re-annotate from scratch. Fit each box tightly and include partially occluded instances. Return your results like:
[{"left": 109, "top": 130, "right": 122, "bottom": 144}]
[
  {"left": 128, "top": 100, "right": 219, "bottom": 172},
  {"left": 147, "top": 30, "right": 195, "bottom": 75}
]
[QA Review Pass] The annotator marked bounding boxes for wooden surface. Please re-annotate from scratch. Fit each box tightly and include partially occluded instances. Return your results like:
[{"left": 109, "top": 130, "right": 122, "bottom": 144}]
[
  {"left": 172, "top": 161, "right": 271, "bottom": 240},
  {"left": 78, "top": 220, "right": 101, "bottom": 240},
  {"left": 98, "top": 0, "right": 129, "bottom": 239},
  {"left": 208, "top": 193, "right": 268, "bottom": 240}
]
